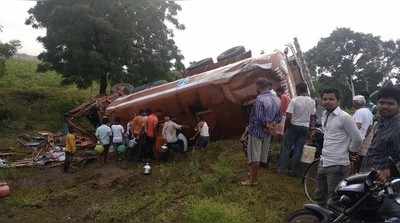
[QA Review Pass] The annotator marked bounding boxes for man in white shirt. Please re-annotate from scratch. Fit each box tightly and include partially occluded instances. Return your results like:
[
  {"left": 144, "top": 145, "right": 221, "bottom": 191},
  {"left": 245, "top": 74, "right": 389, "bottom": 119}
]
[
  {"left": 162, "top": 116, "right": 184, "bottom": 152},
  {"left": 95, "top": 118, "right": 112, "bottom": 164},
  {"left": 352, "top": 95, "right": 373, "bottom": 139},
  {"left": 192, "top": 115, "right": 210, "bottom": 150},
  {"left": 278, "top": 83, "right": 316, "bottom": 176},
  {"left": 111, "top": 117, "right": 125, "bottom": 160},
  {"left": 317, "top": 88, "right": 362, "bottom": 205},
  {"left": 351, "top": 95, "right": 373, "bottom": 173}
]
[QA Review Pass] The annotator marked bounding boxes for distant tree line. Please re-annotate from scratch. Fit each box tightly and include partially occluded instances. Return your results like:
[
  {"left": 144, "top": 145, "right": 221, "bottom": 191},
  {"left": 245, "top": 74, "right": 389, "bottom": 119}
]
[{"left": 306, "top": 28, "right": 400, "bottom": 107}]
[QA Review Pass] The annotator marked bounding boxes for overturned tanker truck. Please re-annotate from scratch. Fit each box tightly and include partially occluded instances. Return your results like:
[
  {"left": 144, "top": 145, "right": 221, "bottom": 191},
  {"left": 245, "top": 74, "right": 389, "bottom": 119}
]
[{"left": 104, "top": 38, "right": 314, "bottom": 142}]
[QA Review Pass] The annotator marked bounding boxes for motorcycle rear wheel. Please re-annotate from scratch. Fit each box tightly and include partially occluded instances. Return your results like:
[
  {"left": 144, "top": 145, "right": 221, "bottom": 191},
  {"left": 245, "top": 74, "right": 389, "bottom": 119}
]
[{"left": 287, "top": 209, "right": 322, "bottom": 223}]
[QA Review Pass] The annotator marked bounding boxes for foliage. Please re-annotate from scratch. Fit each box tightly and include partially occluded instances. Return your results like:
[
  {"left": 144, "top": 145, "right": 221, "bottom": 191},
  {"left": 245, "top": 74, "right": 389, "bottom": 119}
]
[
  {"left": 26, "top": 0, "right": 185, "bottom": 94},
  {"left": 0, "top": 40, "right": 21, "bottom": 59},
  {"left": 382, "top": 39, "right": 400, "bottom": 82},
  {"left": 306, "top": 28, "right": 399, "bottom": 107},
  {"left": 0, "top": 26, "right": 21, "bottom": 77}
]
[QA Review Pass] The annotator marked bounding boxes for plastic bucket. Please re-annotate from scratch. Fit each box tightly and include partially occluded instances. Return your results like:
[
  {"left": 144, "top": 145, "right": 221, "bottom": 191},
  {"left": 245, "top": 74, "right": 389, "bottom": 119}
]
[{"left": 301, "top": 145, "right": 316, "bottom": 164}]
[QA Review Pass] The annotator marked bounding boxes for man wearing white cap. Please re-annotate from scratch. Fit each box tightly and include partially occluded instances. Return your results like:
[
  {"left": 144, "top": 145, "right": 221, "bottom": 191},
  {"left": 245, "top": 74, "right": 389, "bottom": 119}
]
[{"left": 352, "top": 95, "right": 374, "bottom": 173}]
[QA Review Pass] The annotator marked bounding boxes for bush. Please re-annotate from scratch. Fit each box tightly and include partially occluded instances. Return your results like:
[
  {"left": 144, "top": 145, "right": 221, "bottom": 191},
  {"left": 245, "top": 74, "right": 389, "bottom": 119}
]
[{"left": 186, "top": 199, "right": 251, "bottom": 223}]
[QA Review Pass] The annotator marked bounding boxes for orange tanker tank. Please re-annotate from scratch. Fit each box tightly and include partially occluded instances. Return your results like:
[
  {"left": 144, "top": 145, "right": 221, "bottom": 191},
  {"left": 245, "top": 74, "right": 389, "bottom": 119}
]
[{"left": 106, "top": 49, "right": 310, "bottom": 140}]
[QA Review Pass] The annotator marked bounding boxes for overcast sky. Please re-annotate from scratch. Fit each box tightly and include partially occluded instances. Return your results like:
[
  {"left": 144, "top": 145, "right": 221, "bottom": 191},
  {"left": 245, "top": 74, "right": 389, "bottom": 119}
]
[{"left": 1, "top": 0, "right": 400, "bottom": 65}]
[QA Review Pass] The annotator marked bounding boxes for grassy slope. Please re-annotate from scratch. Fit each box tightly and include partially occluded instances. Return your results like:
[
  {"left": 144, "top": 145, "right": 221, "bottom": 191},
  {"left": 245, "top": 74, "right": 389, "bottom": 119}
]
[
  {"left": 0, "top": 60, "right": 307, "bottom": 222},
  {"left": 0, "top": 59, "right": 96, "bottom": 150}
]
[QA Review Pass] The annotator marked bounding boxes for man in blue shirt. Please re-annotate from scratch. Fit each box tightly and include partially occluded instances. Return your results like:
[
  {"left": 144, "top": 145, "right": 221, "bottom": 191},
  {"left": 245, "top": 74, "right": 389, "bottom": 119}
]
[
  {"left": 364, "top": 86, "right": 400, "bottom": 217},
  {"left": 241, "top": 79, "right": 281, "bottom": 186},
  {"left": 366, "top": 86, "right": 400, "bottom": 182}
]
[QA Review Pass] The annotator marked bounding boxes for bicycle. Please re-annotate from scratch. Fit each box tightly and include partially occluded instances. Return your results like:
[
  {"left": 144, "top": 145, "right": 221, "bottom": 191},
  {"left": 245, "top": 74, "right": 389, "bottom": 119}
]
[
  {"left": 302, "top": 158, "right": 320, "bottom": 203},
  {"left": 301, "top": 127, "right": 323, "bottom": 203},
  {"left": 302, "top": 157, "right": 361, "bottom": 203}
]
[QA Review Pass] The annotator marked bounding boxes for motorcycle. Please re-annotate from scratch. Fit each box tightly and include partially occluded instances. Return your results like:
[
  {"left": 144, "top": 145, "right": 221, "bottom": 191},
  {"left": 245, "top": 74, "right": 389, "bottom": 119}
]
[{"left": 288, "top": 158, "right": 400, "bottom": 223}]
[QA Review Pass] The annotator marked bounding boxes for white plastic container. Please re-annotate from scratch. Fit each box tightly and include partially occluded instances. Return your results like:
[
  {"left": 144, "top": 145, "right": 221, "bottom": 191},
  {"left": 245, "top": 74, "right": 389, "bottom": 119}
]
[
  {"left": 143, "top": 162, "right": 151, "bottom": 175},
  {"left": 301, "top": 145, "right": 316, "bottom": 164}
]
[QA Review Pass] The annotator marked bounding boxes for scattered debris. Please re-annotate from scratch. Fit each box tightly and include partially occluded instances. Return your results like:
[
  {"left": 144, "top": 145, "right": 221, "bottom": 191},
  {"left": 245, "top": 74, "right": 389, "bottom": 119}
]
[
  {"left": 11, "top": 158, "right": 35, "bottom": 168},
  {"left": 4, "top": 130, "right": 96, "bottom": 169}
]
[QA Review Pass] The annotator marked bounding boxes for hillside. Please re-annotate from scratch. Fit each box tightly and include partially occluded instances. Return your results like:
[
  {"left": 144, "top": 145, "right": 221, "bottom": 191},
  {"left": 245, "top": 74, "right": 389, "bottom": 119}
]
[
  {"left": 0, "top": 59, "right": 96, "bottom": 149},
  {"left": 0, "top": 59, "right": 307, "bottom": 223}
]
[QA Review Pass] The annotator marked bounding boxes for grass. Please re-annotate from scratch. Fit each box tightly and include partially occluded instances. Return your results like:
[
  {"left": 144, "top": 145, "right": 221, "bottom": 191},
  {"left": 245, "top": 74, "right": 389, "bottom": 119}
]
[
  {"left": 185, "top": 198, "right": 252, "bottom": 223},
  {"left": 0, "top": 59, "right": 96, "bottom": 150}
]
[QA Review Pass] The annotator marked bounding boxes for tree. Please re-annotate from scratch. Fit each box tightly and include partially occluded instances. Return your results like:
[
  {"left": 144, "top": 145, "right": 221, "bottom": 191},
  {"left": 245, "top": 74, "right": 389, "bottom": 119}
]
[
  {"left": 381, "top": 40, "right": 400, "bottom": 82},
  {"left": 26, "top": 0, "right": 185, "bottom": 95},
  {"left": 0, "top": 40, "right": 21, "bottom": 58},
  {"left": 0, "top": 26, "right": 21, "bottom": 76},
  {"left": 305, "top": 28, "right": 393, "bottom": 107}
]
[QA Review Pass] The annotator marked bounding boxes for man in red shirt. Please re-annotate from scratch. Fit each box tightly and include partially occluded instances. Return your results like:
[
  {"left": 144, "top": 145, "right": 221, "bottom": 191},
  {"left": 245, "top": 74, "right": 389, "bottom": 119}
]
[
  {"left": 145, "top": 109, "right": 158, "bottom": 160},
  {"left": 276, "top": 86, "right": 291, "bottom": 138}
]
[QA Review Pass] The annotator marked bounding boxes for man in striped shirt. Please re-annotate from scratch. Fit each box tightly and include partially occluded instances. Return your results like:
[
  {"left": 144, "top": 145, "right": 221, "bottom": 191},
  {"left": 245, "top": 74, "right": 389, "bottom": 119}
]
[{"left": 241, "top": 79, "right": 281, "bottom": 186}]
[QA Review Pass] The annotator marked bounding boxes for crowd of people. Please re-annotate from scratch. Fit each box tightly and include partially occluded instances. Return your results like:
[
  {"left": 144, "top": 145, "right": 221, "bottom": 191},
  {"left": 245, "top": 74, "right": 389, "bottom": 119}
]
[
  {"left": 240, "top": 78, "right": 400, "bottom": 212},
  {"left": 62, "top": 108, "right": 211, "bottom": 172},
  {"left": 63, "top": 77, "right": 400, "bottom": 213},
  {"left": 102, "top": 110, "right": 209, "bottom": 164}
]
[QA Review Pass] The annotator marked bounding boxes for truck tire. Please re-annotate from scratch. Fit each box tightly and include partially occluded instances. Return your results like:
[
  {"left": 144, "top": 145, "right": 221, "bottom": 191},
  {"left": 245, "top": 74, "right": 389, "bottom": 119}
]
[
  {"left": 188, "top": 58, "right": 214, "bottom": 70},
  {"left": 217, "top": 46, "right": 246, "bottom": 62}
]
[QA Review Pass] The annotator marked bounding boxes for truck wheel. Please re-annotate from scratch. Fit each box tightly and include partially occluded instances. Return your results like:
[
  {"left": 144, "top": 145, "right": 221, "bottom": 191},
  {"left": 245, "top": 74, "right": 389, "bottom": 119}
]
[
  {"left": 217, "top": 46, "right": 246, "bottom": 62},
  {"left": 187, "top": 58, "right": 214, "bottom": 70}
]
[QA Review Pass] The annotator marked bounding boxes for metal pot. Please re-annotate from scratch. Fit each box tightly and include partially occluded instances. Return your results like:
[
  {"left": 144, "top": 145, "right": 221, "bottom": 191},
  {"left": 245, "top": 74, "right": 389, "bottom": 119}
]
[{"left": 143, "top": 163, "right": 151, "bottom": 175}]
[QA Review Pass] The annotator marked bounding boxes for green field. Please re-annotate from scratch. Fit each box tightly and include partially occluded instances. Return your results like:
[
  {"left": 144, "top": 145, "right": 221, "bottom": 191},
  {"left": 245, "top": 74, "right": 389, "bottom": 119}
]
[{"left": 0, "top": 59, "right": 307, "bottom": 223}]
